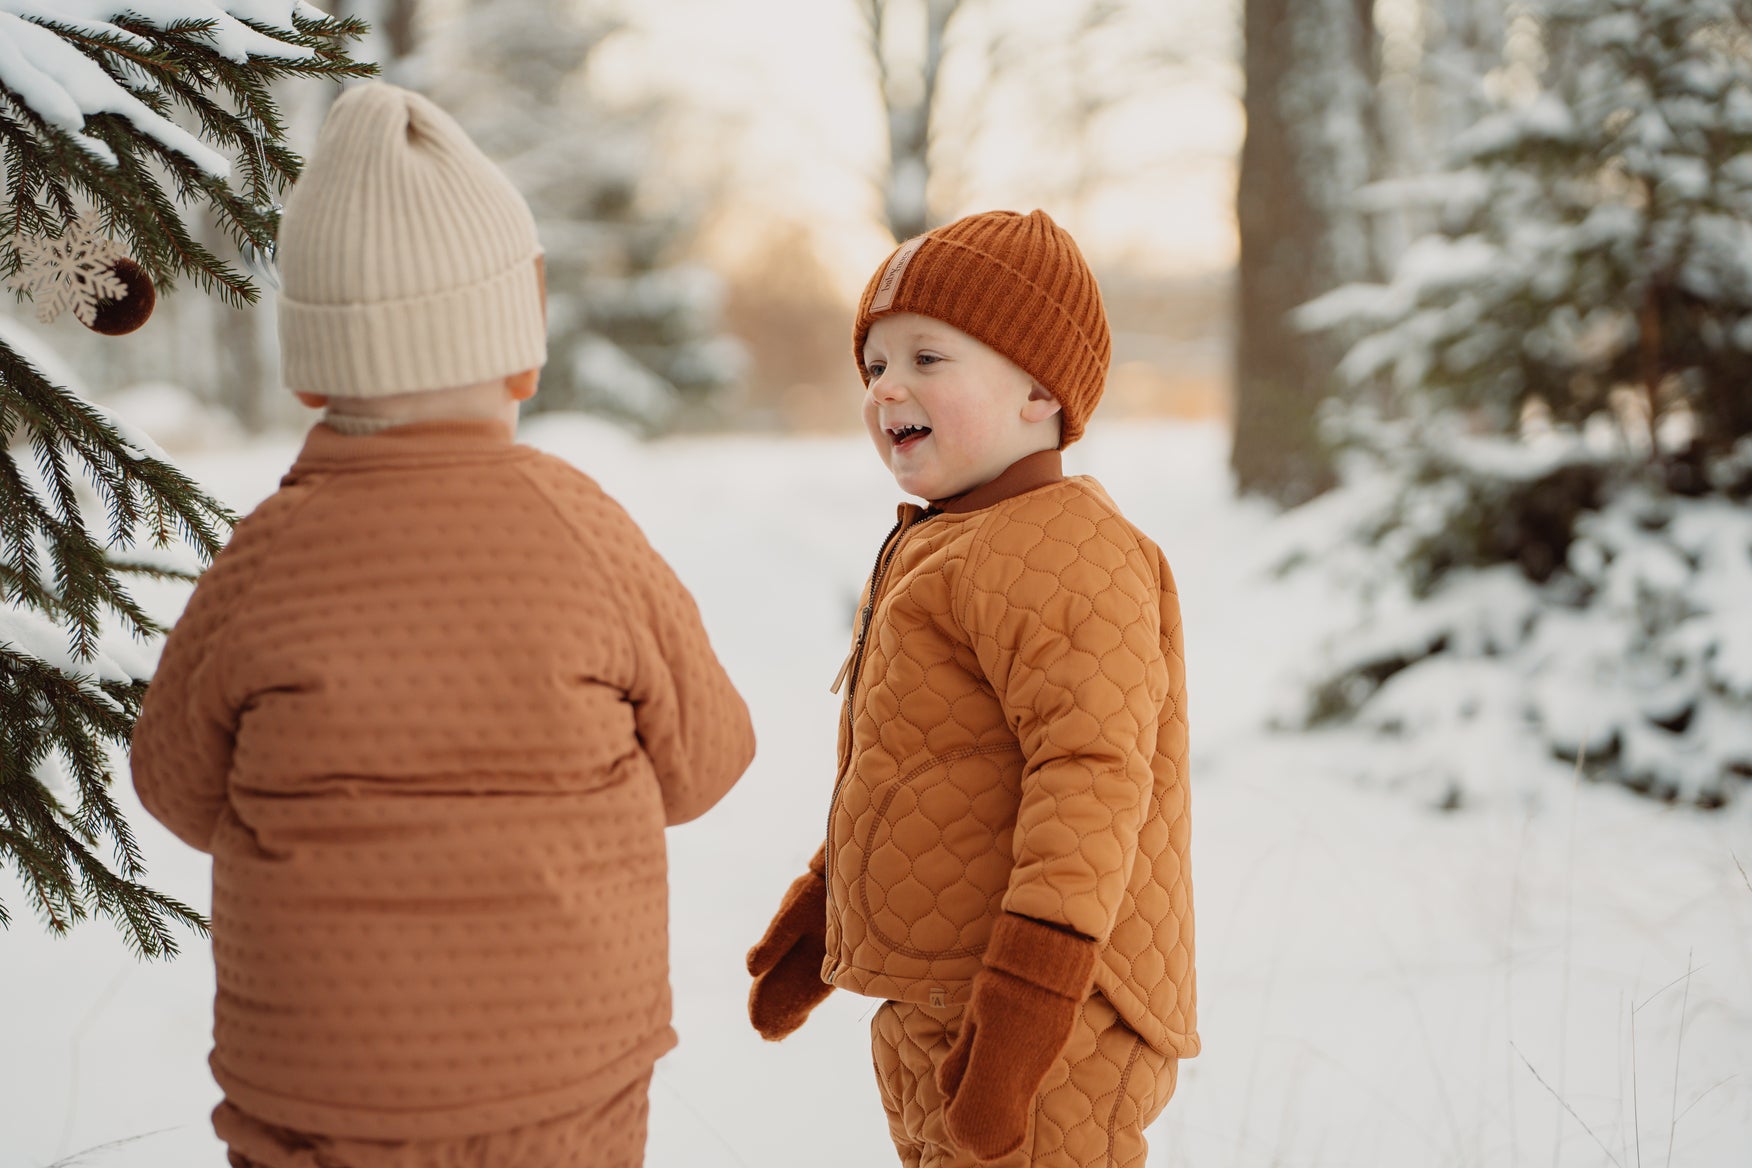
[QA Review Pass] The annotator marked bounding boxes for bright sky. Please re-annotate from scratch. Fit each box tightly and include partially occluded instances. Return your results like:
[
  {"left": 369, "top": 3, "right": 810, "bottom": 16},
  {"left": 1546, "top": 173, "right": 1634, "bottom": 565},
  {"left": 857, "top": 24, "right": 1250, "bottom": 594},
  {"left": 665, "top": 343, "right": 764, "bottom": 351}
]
[{"left": 581, "top": 0, "right": 1244, "bottom": 293}]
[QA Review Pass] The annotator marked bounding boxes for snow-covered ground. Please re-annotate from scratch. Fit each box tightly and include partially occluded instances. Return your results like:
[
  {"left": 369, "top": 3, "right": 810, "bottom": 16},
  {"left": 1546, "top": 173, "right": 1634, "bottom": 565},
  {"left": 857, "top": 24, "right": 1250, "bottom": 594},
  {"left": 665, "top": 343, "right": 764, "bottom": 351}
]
[{"left": 5, "top": 414, "right": 1750, "bottom": 1167}]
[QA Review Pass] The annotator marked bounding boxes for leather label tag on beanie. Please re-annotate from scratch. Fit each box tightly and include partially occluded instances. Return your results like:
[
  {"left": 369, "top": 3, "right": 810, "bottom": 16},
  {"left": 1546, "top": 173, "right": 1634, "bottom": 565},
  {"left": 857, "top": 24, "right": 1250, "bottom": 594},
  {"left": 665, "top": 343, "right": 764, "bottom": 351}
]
[{"left": 870, "top": 235, "right": 927, "bottom": 313}]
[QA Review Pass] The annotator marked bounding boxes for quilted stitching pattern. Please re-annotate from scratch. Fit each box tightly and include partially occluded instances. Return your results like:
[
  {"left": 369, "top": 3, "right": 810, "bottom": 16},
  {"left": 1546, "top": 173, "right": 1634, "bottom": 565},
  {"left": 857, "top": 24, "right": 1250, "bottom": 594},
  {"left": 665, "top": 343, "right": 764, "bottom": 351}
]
[
  {"left": 861, "top": 743, "right": 1021, "bottom": 957},
  {"left": 823, "top": 478, "right": 1197, "bottom": 1057},
  {"left": 130, "top": 420, "right": 755, "bottom": 1141},
  {"left": 871, "top": 992, "right": 1177, "bottom": 1168}
]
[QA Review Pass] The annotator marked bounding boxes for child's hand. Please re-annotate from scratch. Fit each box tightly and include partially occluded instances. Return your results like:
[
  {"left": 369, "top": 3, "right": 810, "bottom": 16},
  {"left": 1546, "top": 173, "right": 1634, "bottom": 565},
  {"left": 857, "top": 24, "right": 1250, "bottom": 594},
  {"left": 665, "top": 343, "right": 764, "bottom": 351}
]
[
  {"left": 937, "top": 913, "right": 1099, "bottom": 1160},
  {"left": 746, "top": 847, "right": 834, "bottom": 1040}
]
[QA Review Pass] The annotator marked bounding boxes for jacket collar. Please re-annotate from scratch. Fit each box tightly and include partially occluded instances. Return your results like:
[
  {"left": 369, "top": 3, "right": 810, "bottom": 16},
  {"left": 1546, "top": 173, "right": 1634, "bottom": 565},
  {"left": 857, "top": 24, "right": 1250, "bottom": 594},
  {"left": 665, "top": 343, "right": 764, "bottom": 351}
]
[
  {"left": 282, "top": 418, "right": 520, "bottom": 484},
  {"left": 929, "top": 448, "right": 1064, "bottom": 515}
]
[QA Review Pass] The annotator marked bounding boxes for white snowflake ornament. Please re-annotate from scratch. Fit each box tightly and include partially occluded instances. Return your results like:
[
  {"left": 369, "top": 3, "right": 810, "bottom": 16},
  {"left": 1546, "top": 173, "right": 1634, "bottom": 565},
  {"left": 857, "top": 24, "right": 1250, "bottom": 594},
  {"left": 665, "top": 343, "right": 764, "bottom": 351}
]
[{"left": 8, "top": 210, "right": 131, "bottom": 326}]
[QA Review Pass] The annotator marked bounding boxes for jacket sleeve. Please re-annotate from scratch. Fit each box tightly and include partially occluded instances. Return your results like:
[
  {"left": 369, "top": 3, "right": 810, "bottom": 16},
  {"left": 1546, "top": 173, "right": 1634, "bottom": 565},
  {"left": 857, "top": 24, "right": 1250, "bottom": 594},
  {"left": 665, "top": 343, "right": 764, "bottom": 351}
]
[
  {"left": 129, "top": 550, "right": 245, "bottom": 854},
  {"left": 961, "top": 508, "right": 1167, "bottom": 944},
  {"left": 600, "top": 500, "right": 756, "bottom": 826}
]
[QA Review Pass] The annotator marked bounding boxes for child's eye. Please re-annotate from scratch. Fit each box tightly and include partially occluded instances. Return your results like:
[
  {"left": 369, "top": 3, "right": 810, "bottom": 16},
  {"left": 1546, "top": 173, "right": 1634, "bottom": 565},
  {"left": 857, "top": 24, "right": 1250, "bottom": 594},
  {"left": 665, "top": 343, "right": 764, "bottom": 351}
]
[
  {"left": 916, "top": 353, "right": 940, "bottom": 366},
  {"left": 865, "top": 361, "right": 886, "bottom": 378}
]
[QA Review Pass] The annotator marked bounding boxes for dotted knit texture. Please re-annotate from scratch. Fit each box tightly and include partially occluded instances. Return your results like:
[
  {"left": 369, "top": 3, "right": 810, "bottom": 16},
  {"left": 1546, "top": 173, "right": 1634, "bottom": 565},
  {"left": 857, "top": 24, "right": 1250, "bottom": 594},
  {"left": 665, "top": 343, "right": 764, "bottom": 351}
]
[
  {"left": 871, "top": 993, "right": 1178, "bottom": 1168},
  {"left": 823, "top": 478, "right": 1197, "bottom": 1058},
  {"left": 129, "top": 419, "right": 755, "bottom": 1142},
  {"left": 213, "top": 1070, "right": 651, "bottom": 1168}
]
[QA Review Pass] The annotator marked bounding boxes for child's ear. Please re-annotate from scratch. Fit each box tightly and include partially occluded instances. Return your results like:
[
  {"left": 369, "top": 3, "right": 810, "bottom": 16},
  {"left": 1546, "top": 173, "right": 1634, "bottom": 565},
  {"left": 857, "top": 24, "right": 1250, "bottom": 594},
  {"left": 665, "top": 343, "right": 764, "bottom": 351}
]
[
  {"left": 1020, "top": 381, "right": 1061, "bottom": 424},
  {"left": 507, "top": 368, "right": 540, "bottom": 401},
  {"left": 294, "top": 391, "right": 328, "bottom": 409}
]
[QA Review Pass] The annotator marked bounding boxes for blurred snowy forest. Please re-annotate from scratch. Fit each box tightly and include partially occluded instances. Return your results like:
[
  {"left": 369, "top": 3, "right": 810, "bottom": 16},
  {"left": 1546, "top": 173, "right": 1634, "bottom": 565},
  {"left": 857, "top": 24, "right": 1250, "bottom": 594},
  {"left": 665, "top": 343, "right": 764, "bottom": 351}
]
[{"left": 1254, "top": 0, "right": 1752, "bottom": 808}]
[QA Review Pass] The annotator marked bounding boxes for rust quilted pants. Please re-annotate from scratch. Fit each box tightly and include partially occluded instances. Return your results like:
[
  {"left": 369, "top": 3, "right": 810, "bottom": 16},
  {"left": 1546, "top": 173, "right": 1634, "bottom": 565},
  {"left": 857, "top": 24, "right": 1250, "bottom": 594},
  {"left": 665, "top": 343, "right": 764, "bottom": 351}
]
[
  {"left": 212, "top": 1071, "right": 651, "bottom": 1168},
  {"left": 872, "top": 992, "right": 1177, "bottom": 1168}
]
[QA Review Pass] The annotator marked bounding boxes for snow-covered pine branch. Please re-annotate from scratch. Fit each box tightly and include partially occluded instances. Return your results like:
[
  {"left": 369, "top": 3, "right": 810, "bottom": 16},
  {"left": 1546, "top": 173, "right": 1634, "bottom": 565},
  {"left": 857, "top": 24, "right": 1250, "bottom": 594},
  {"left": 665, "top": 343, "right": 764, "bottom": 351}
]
[
  {"left": 0, "top": 0, "right": 372, "bottom": 306},
  {"left": 1301, "top": 0, "right": 1752, "bottom": 444},
  {"left": 0, "top": 3, "right": 369, "bottom": 958},
  {"left": 1277, "top": 0, "right": 1752, "bottom": 810},
  {"left": 0, "top": 2, "right": 340, "bottom": 173}
]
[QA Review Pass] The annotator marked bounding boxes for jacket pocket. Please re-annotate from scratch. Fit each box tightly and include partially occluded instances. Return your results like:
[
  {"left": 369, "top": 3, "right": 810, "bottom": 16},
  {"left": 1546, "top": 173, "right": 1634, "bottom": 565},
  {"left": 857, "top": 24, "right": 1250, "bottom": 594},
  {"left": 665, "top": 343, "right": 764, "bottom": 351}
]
[{"left": 857, "top": 742, "right": 1021, "bottom": 959}]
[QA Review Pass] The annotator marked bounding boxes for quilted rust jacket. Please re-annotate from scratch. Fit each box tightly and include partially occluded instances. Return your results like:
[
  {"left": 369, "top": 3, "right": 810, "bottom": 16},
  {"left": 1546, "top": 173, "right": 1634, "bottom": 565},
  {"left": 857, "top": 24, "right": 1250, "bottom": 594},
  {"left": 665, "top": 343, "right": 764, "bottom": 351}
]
[
  {"left": 130, "top": 418, "right": 755, "bottom": 1140},
  {"left": 821, "top": 449, "right": 1197, "bottom": 1058}
]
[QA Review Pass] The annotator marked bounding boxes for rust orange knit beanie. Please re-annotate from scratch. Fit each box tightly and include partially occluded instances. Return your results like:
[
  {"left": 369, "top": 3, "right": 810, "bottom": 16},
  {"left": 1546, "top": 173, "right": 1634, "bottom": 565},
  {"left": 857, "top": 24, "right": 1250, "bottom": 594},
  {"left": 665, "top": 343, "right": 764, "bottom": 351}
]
[{"left": 853, "top": 209, "right": 1111, "bottom": 447}]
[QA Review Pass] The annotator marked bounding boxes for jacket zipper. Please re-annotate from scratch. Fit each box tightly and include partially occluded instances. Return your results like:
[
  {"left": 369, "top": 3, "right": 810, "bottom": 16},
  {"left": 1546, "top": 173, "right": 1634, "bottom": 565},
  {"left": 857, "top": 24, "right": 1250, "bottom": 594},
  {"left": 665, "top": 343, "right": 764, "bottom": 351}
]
[
  {"left": 829, "top": 516, "right": 904, "bottom": 699},
  {"left": 822, "top": 508, "right": 931, "bottom": 938}
]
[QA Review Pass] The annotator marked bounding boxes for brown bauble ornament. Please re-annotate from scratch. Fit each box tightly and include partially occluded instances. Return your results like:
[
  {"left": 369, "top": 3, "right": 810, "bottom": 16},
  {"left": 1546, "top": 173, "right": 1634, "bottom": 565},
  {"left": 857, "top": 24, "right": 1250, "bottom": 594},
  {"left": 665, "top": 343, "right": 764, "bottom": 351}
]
[{"left": 88, "top": 258, "right": 155, "bottom": 336}]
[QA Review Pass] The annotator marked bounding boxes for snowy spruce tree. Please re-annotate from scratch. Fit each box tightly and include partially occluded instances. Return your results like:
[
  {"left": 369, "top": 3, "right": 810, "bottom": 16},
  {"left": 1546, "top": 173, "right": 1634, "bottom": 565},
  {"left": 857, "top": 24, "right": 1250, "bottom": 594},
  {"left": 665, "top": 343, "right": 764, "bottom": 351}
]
[
  {"left": 433, "top": 0, "right": 742, "bottom": 433},
  {"left": 1285, "top": 0, "right": 1752, "bottom": 809},
  {"left": 0, "top": 1, "right": 369, "bottom": 956}
]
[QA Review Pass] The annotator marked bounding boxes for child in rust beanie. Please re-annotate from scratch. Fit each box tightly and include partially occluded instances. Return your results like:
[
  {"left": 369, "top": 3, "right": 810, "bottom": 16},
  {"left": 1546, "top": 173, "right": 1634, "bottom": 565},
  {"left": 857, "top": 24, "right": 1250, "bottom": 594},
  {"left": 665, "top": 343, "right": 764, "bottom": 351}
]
[
  {"left": 129, "top": 82, "right": 755, "bottom": 1168},
  {"left": 746, "top": 208, "right": 1199, "bottom": 1166}
]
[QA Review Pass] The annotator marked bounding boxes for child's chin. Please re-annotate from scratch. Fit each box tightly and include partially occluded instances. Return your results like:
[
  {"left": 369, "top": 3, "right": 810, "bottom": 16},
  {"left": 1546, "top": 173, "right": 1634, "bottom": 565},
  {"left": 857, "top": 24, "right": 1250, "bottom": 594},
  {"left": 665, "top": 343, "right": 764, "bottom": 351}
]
[
  {"left": 887, "top": 464, "right": 941, "bottom": 499},
  {"left": 886, "top": 448, "right": 975, "bottom": 501}
]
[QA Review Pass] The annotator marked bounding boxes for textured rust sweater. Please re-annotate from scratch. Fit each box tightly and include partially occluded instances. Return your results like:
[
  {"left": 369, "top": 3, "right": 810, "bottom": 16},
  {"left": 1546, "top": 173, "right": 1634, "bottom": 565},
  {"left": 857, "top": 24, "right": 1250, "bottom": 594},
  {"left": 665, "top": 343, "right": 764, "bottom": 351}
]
[{"left": 130, "top": 418, "right": 755, "bottom": 1139}]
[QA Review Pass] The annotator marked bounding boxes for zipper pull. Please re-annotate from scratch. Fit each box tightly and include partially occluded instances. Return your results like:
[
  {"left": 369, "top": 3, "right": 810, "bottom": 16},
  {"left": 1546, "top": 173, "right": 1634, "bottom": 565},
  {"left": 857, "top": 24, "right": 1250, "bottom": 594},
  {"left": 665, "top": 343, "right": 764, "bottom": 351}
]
[{"left": 830, "top": 604, "right": 872, "bottom": 694}]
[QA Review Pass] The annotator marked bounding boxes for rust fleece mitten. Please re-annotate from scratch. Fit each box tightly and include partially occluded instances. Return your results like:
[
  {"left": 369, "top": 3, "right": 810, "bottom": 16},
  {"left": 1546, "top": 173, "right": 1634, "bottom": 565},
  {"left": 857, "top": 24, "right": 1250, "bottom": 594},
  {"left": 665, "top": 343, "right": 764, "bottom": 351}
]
[
  {"left": 938, "top": 912, "right": 1100, "bottom": 1161},
  {"left": 746, "top": 845, "right": 834, "bottom": 1040}
]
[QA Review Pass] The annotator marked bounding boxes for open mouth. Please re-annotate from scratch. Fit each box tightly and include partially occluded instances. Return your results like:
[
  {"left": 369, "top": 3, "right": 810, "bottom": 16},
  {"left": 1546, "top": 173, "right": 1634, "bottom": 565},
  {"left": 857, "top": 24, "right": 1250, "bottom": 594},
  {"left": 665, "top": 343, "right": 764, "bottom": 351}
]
[{"left": 887, "top": 424, "right": 932, "bottom": 450}]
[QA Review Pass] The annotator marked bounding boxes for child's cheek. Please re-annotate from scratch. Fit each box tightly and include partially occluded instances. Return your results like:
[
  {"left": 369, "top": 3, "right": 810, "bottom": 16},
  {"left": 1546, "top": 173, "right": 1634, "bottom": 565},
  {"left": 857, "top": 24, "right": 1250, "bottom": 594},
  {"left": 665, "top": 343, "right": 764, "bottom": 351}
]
[{"left": 861, "top": 403, "right": 887, "bottom": 462}]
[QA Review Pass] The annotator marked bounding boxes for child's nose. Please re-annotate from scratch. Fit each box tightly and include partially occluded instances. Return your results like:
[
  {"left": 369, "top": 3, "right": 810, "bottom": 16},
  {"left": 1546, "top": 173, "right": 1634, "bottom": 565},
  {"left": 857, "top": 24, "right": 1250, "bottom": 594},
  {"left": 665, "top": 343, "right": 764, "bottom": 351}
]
[{"left": 871, "top": 373, "right": 907, "bottom": 402}]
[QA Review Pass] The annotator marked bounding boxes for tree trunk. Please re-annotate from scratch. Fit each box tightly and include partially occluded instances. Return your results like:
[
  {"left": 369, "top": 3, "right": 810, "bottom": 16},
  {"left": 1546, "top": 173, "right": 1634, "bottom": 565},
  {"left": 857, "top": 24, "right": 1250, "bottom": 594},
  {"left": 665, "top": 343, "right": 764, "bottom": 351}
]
[
  {"left": 381, "top": 0, "right": 419, "bottom": 60},
  {"left": 867, "top": 0, "right": 965, "bottom": 242},
  {"left": 332, "top": 0, "right": 421, "bottom": 84},
  {"left": 1231, "top": 0, "right": 1376, "bottom": 505}
]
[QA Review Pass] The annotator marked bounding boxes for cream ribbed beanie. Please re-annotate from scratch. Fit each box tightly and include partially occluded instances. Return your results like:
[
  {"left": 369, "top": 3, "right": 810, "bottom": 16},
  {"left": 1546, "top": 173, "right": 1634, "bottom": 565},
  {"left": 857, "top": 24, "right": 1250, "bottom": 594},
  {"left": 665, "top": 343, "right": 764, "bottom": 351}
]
[{"left": 276, "top": 82, "right": 546, "bottom": 398}]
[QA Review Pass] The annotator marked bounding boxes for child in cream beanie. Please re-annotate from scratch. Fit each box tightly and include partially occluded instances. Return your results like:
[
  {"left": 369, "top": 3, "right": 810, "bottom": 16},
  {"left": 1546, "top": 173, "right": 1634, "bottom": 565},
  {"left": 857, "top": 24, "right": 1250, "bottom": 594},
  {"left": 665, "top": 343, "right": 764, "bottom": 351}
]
[
  {"left": 131, "top": 81, "right": 756, "bottom": 1168},
  {"left": 277, "top": 80, "right": 548, "bottom": 432}
]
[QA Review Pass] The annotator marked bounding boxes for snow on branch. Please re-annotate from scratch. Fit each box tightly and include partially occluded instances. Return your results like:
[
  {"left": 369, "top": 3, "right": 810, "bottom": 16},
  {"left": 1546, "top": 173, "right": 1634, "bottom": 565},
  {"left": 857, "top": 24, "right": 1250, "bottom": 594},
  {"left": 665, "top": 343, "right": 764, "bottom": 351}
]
[
  {"left": 0, "top": 1, "right": 331, "bottom": 177},
  {"left": 0, "top": 14, "right": 226, "bottom": 173}
]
